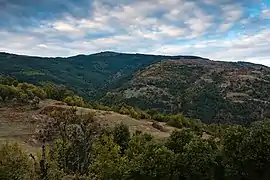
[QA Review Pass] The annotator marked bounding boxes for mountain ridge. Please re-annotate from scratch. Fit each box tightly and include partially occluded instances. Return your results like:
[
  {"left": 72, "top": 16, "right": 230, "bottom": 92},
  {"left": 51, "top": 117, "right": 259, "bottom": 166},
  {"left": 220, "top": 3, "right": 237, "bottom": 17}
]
[
  {"left": 0, "top": 51, "right": 207, "bottom": 59},
  {"left": 1, "top": 51, "right": 269, "bottom": 124},
  {"left": 1, "top": 51, "right": 269, "bottom": 67},
  {"left": 0, "top": 51, "right": 212, "bottom": 97}
]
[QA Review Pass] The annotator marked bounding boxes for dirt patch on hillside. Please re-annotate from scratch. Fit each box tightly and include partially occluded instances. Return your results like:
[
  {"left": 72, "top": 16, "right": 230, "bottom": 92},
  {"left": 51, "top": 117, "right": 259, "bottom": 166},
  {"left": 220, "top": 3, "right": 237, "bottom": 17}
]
[{"left": 0, "top": 99, "right": 176, "bottom": 152}]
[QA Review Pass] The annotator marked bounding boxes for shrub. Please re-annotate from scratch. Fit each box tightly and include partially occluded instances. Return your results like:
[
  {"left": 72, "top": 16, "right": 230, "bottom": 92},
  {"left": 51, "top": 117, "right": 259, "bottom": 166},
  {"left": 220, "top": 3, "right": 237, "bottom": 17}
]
[
  {"left": 0, "top": 143, "right": 37, "bottom": 180},
  {"left": 112, "top": 123, "right": 131, "bottom": 153},
  {"left": 64, "top": 95, "right": 84, "bottom": 107},
  {"left": 152, "top": 122, "right": 166, "bottom": 132},
  {"left": 167, "top": 118, "right": 183, "bottom": 128}
]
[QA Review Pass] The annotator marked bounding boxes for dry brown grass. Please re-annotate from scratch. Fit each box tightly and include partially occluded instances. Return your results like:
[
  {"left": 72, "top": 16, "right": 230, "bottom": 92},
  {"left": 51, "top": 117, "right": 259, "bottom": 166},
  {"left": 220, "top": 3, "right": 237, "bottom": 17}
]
[{"left": 0, "top": 99, "right": 177, "bottom": 152}]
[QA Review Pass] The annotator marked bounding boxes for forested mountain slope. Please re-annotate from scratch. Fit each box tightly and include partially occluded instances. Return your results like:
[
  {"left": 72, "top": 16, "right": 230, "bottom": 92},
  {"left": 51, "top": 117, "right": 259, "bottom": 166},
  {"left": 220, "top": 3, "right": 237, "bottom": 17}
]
[
  {"left": 1, "top": 51, "right": 269, "bottom": 124},
  {"left": 101, "top": 59, "right": 270, "bottom": 124},
  {"left": 0, "top": 51, "right": 204, "bottom": 98}
]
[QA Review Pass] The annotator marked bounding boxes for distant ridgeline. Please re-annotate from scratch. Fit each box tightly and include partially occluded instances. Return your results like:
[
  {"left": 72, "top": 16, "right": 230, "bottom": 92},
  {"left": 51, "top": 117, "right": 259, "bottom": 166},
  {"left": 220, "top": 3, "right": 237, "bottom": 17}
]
[{"left": 0, "top": 52, "right": 270, "bottom": 124}]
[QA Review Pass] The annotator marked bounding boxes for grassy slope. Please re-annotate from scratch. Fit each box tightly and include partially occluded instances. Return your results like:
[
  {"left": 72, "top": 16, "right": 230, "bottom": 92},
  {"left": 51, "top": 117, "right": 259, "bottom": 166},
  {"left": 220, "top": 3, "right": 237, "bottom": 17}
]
[{"left": 0, "top": 99, "right": 176, "bottom": 152}]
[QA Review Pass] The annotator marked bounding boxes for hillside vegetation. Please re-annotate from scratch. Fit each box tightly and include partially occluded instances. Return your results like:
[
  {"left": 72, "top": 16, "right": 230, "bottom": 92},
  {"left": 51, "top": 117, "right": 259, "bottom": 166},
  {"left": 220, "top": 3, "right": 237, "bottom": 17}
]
[
  {"left": 1, "top": 76, "right": 270, "bottom": 179},
  {"left": 1, "top": 52, "right": 269, "bottom": 125},
  {"left": 102, "top": 59, "right": 270, "bottom": 124},
  {"left": 0, "top": 52, "right": 209, "bottom": 98},
  {"left": 0, "top": 52, "right": 198, "bottom": 98},
  {"left": 0, "top": 75, "right": 214, "bottom": 133}
]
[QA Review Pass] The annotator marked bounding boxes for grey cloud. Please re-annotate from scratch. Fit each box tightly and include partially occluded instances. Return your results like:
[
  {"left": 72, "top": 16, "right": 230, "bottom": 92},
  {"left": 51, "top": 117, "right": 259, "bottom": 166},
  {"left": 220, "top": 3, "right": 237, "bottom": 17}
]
[
  {"left": 0, "top": 0, "right": 92, "bottom": 29},
  {"left": 0, "top": 0, "right": 269, "bottom": 66}
]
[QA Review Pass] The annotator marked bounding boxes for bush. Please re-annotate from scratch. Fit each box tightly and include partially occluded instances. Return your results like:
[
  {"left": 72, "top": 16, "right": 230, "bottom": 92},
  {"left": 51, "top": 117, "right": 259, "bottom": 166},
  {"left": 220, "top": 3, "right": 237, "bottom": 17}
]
[
  {"left": 0, "top": 84, "right": 20, "bottom": 101},
  {"left": 112, "top": 123, "right": 131, "bottom": 153},
  {"left": 167, "top": 118, "right": 183, "bottom": 128},
  {"left": 152, "top": 113, "right": 166, "bottom": 122},
  {"left": 152, "top": 122, "right": 166, "bottom": 132},
  {"left": 64, "top": 95, "right": 84, "bottom": 107},
  {"left": 0, "top": 143, "right": 37, "bottom": 180}
]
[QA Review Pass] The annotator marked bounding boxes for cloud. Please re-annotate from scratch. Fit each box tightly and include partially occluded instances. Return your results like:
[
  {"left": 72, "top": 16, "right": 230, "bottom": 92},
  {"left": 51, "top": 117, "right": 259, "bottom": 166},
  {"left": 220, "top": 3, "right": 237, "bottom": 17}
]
[
  {"left": 262, "top": 9, "right": 270, "bottom": 18},
  {"left": 151, "top": 28, "right": 270, "bottom": 66},
  {"left": 0, "top": 0, "right": 269, "bottom": 66}
]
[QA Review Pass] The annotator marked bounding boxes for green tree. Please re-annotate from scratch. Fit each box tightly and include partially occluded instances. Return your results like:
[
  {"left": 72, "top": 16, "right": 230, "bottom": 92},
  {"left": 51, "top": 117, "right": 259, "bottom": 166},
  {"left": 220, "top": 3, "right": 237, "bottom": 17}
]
[
  {"left": 165, "top": 129, "right": 196, "bottom": 153},
  {"left": 223, "top": 121, "right": 270, "bottom": 180},
  {"left": 41, "top": 82, "right": 74, "bottom": 101},
  {"left": 125, "top": 136, "right": 175, "bottom": 180},
  {"left": 181, "top": 139, "right": 218, "bottom": 180},
  {"left": 31, "top": 87, "right": 47, "bottom": 99},
  {"left": 0, "top": 75, "right": 18, "bottom": 86},
  {"left": 222, "top": 125, "right": 248, "bottom": 179},
  {"left": 17, "top": 82, "right": 47, "bottom": 100},
  {"left": 112, "top": 123, "right": 131, "bottom": 153},
  {"left": 47, "top": 109, "right": 102, "bottom": 176},
  {"left": 89, "top": 135, "right": 126, "bottom": 180},
  {"left": 0, "top": 143, "right": 37, "bottom": 180}
]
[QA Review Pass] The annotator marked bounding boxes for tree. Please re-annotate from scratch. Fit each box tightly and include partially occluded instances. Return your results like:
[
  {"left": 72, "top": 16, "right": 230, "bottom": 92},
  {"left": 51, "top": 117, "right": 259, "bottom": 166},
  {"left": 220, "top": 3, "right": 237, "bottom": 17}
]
[
  {"left": 0, "top": 143, "right": 37, "bottom": 180},
  {"left": 112, "top": 123, "right": 131, "bottom": 154},
  {"left": 119, "top": 106, "right": 130, "bottom": 115},
  {"left": 89, "top": 135, "right": 126, "bottom": 180},
  {"left": 41, "top": 82, "right": 74, "bottom": 101},
  {"left": 31, "top": 87, "right": 47, "bottom": 99},
  {"left": 16, "top": 82, "right": 47, "bottom": 100},
  {"left": 223, "top": 121, "right": 270, "bottom": 180},
  {"left": 46, "top": 109, "right": 102, "bottom": 176},
  {"left": 167, "top": 117, "right": 183, "bottom": 129},
  {"left": 17, "top": 90, "right": 29, "bottom": 103},
  {"left": 165, "top": 129, "right": 196, "bottom": 153},
  {"left": 181, "top": 139, "right": 218, "bottom": 180},
  {"left": 222, "top": 125, "right": 248, "bottom": 179},
  {"left": 125, "top": 135, "right": 175, "bottom": 180},
  {"left": 0, "top": 75, "right": 18, "bottom": 86}
]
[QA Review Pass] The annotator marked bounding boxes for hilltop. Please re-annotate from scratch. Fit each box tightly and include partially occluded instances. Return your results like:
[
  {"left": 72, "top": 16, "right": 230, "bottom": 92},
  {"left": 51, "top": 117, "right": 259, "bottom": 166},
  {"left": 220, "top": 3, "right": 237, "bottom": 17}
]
[
  {"left": 0, "top": 51, "right": 210, "bottom": 98},
  {"left": 0, "top": 51, "right": 170, "bottom": 98}
]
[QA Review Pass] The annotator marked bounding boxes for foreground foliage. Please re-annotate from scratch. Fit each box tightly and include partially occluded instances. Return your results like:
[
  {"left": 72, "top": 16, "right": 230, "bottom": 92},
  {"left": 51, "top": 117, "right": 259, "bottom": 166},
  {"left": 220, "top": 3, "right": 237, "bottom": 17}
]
[
  {"left": 0, "top": 143, "right": 37, "bottom": 180},
  {"left": 1, "top": 76, "right": 270, "bottom": 179},
  {"left": 1, "top": 108, "right": 270, "bottom": 180}
]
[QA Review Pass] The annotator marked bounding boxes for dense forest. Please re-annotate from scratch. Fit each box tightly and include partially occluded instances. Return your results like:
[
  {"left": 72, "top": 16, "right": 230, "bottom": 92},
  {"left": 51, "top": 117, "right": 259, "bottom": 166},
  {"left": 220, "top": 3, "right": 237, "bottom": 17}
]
[
  {"left": 0, "top": 51, "right": 177, "bottom": 98},
  {"left": 1, "top": 76, "right": 270, "bottom": 180}
]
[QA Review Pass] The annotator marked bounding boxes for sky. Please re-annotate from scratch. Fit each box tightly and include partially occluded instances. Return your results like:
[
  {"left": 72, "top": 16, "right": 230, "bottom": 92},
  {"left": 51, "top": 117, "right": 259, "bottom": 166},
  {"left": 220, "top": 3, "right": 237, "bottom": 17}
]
[{"left": 0, "top": 0, "right": 269, "bottom": 66}]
